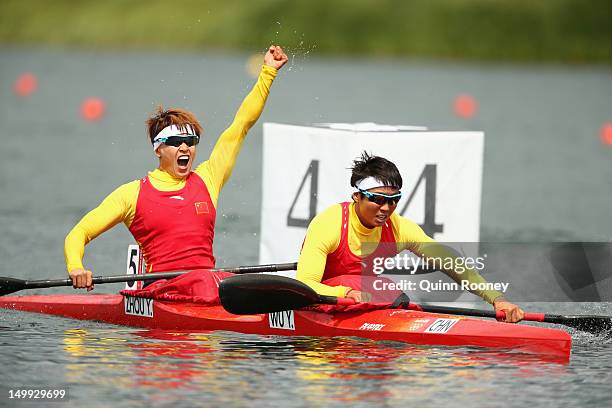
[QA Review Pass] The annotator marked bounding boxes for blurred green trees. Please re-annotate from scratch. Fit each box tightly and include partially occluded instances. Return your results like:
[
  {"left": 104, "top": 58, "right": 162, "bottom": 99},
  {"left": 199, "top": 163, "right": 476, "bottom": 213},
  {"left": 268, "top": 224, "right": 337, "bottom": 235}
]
[{"left": 1, "top": 0, "right": 611, "bottom": 63}]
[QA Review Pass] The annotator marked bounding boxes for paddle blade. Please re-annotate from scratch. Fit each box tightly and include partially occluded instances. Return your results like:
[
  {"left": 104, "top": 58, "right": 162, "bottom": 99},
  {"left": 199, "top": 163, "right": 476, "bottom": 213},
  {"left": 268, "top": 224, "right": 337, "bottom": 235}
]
[
  {"left": 0, "top": 277, "right": 27, "bottom": 296},
  {"left": 546, "top": 314, "right": 612, "bottom": 335},
  {"left": 219, "top": 274, "right": 320, "bottom": 314}
]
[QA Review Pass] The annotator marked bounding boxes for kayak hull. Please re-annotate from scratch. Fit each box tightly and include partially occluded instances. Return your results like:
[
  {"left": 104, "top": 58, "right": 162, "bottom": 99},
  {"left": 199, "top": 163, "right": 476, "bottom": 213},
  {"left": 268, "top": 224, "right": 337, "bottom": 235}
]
[{"left": 0, "top": 294, "right": 572, "bottom": 360}]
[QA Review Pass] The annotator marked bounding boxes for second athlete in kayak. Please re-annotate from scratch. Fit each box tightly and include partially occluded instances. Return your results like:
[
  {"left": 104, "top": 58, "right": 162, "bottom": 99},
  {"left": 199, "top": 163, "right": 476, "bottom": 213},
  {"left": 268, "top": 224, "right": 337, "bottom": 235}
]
[{"left": 297, "top": 152, "right": 525, "bottom": 323}]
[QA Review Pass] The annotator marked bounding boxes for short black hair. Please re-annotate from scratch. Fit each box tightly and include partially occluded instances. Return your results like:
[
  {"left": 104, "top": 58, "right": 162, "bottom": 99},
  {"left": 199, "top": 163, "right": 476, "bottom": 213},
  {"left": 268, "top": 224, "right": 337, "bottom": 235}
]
[{"left": 350, "top": 151, "right": 403, "bottom": 189}]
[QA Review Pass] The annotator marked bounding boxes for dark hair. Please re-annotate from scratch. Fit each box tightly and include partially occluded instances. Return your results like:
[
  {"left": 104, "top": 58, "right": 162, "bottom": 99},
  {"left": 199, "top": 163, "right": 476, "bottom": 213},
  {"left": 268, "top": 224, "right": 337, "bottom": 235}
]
[
  {"left": 145, "top": 106, "right": 203, "bottom": 143},
  {"left": 350, "top": 151, "right": 403, "bottom": 189}
]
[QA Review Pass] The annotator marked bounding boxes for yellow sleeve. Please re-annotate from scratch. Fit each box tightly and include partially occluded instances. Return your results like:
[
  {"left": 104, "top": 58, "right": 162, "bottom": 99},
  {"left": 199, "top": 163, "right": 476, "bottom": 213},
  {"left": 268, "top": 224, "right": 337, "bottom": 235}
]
[
  {"left": 296, "top": 204, "right": 352, "bottom": 298},
  {"left": 195, "top": 65, "right": 278, "bottom": 206},
  {"left": 391, "top": 213, "right": 503, "bottom": 304},
  {"left": 64, "top": 180, "right": 139, "bottom": 273}
]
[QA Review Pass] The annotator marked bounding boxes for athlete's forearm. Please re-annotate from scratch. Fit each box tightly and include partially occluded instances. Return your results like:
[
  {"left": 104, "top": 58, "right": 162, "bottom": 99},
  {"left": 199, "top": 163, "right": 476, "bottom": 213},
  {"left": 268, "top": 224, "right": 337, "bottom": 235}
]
[
  {"left": 417, "top": 242, "right": 503, "bottom": 304},
  {"left": 64, "top": 225, "right": 90, "bottom": 273},
  {"left": 232, "top": 65, "right": 278, "bottom": 128},
  {"left": 394, "top": 215, "right": 503, "bottom": 304},
  {"left": 444, "top": 267, "right": 503, "bottom": 304},
  {"left": 197, "top": 65, "right": 278, "bottom": 203}
]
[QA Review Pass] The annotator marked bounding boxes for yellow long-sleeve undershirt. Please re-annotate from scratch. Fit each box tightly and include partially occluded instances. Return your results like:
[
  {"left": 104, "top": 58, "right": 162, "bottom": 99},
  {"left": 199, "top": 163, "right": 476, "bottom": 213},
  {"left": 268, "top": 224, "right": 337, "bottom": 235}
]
[
  {"left": 64, "top": 65, "right": 278, "bottom": 273},
  {"left": 296, "top": 202, "right": 503, "bottom": 304}
]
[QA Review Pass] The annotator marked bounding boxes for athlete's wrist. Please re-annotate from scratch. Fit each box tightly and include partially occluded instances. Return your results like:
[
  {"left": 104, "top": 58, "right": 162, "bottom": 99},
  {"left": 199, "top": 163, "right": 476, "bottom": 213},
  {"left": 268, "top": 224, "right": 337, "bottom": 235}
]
[
  {"left": 261, "top": 65, "right": 278, "bottom": 77},
  {"left": 493, "top": 295, "right": 507, "bottom": 305}
]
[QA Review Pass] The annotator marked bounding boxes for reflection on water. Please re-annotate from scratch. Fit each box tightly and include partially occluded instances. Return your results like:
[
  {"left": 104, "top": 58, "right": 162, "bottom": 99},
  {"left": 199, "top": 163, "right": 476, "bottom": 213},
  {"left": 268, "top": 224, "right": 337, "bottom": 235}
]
[{"left": 56, "top": 327, "right": 570, "bottom": 406}]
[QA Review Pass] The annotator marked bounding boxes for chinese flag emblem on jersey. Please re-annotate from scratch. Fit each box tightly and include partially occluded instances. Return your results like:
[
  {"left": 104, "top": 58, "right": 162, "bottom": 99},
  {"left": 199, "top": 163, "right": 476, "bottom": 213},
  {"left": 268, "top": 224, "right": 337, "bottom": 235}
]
[{"left": 195, "top": 202, "right": 209, "bottom": 214}]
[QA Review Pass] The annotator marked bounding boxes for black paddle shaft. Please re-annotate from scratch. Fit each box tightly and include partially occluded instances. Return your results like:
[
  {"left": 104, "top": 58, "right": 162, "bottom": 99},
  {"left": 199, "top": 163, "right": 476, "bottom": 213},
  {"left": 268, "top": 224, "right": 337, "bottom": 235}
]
[{"left": 0, "top": 262, "right": 297, "bottom": 296}]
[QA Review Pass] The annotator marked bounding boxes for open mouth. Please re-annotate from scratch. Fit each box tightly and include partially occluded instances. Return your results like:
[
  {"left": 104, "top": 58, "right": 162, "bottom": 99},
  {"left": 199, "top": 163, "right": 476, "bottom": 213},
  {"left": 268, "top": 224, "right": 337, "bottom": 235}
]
[
  {"left": 177, "top": 155, "right": 190, "bottom": 168},
  {"left": 375, "top": 214, "right": 388, "bottom": 223}
]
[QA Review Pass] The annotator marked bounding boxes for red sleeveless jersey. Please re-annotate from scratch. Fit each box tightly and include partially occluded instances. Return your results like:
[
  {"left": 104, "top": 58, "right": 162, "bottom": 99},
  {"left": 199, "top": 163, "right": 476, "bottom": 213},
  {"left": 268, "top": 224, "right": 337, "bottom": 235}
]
[
  {"left": 322, "top": 202, "right": 397, "bottom": 280},
  {"left": 129, "top": 172, "right": 216, "bottom": 272}
]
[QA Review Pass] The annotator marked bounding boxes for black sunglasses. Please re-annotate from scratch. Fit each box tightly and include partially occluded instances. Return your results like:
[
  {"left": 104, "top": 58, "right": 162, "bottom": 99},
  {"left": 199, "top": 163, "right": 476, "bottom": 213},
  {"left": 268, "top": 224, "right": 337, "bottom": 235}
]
[
  {"left": 159, "top": 135, "right": 200, "bottom": 147},
  {"left": 359, "top": 189, "right": 402, "bottom": 206}
]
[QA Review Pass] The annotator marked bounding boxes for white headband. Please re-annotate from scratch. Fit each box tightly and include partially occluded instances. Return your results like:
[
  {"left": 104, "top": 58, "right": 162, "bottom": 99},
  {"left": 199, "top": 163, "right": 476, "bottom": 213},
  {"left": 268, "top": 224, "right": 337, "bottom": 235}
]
[
  {"left": 355, "top": 177, "right": 387, "bottom": 191},
  {"left": 152, "top": 124, "right": 197, "bottom": 151}
]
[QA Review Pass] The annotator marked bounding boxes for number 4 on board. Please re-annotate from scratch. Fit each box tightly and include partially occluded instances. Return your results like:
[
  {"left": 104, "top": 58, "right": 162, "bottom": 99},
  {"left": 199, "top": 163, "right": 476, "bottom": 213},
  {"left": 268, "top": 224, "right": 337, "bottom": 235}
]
[
  {"left": 399, "top": 164, "right": 444, "bottom": 237},
  {"left": 286, "top": 161, "right": 443, "bottom": 238},
  {"left": 287, "top": 160, "right": 319, "bottom": 228}
]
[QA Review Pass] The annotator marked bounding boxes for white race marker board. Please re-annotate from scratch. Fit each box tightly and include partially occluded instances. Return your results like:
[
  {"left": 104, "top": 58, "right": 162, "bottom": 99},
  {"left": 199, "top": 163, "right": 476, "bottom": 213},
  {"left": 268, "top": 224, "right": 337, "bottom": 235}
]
[{"left": 259, "top": 123, "right": 484, "bottom": 265}]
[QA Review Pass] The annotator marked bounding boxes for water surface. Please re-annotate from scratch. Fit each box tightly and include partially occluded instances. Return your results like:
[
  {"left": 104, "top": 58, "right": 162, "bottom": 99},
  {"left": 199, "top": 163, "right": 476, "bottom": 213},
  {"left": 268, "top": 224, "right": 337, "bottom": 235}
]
[{"left": 1, "top": 49, "right": 612, "bottom": 406}]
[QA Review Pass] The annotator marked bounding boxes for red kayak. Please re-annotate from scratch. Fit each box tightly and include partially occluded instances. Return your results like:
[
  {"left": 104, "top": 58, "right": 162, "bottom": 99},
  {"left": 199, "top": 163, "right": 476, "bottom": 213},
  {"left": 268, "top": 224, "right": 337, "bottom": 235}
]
[{"left": 0, "top": 294, "right": 571, "bottom": 360}]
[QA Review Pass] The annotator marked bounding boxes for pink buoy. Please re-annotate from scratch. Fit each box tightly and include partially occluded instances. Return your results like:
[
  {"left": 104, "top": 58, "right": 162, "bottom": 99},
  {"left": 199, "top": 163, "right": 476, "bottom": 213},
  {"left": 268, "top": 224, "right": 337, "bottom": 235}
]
[
  {"left": 80, "top": 97, "right": 106, "bottom": 122},
  {"left": 602, "top": 123, "right": 612, "bottom": 146},
  {"left": 454, "top": 94, "right": 478, "bottom": 119},
  {"left": 14, "top": 73, "right": 38, "bottom": 97}
]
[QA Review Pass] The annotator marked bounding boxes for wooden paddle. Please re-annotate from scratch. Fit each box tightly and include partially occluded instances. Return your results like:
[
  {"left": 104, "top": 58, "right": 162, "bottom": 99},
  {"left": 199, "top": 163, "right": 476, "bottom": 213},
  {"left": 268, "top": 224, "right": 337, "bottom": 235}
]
[
  {"left": 219, "top": 274, "right": 612, "bottom": 335},
  {"left": 0, "top": 262, "right": 297, "bottom": 296}
]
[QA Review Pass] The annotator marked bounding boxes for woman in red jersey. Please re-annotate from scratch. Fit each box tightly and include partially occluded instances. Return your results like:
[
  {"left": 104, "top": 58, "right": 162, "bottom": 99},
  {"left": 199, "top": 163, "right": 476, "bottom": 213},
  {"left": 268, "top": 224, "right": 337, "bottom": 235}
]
[{"left": 66, "top": 45, "right": 288, "bottom": 291}]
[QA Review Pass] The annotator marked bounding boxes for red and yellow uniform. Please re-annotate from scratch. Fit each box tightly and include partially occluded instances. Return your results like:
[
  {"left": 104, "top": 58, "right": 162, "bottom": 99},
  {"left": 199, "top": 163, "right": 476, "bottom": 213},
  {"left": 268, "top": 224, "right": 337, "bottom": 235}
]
[
  {"left": 322, "top": 202, "right": 397, "bottom": 279},
  {"left": 64, "top": 65, "right": 278, "bottom": 273},
  {"left": 128, "top": 172, "right": 216, "bottom": 272},
  {"left": 297, "top": 201, "right": 503, "bottom": 303}
]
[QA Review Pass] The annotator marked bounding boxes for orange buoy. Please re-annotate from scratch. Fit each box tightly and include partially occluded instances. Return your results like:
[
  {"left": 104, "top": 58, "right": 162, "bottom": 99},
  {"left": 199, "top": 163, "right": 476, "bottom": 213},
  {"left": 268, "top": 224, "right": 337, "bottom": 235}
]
[
  {"left": 80, "top": 97, "right": 106, "bottom": 122},
  {"left": 14, "top": 73, "right": 38, "bottom": 97},
  {"left": 602, "top": 123, "right": 612, "bottom": 146},
  {"left": 454, "top": 94, "right": 478, "bottom": 119}
]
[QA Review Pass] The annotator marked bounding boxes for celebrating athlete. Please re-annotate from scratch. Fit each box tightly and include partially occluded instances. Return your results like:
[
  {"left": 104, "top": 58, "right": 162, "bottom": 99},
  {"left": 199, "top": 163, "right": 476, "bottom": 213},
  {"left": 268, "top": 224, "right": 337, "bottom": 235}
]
[{"left": 65, "top": 45, "right": 288, "bottom": 291}]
